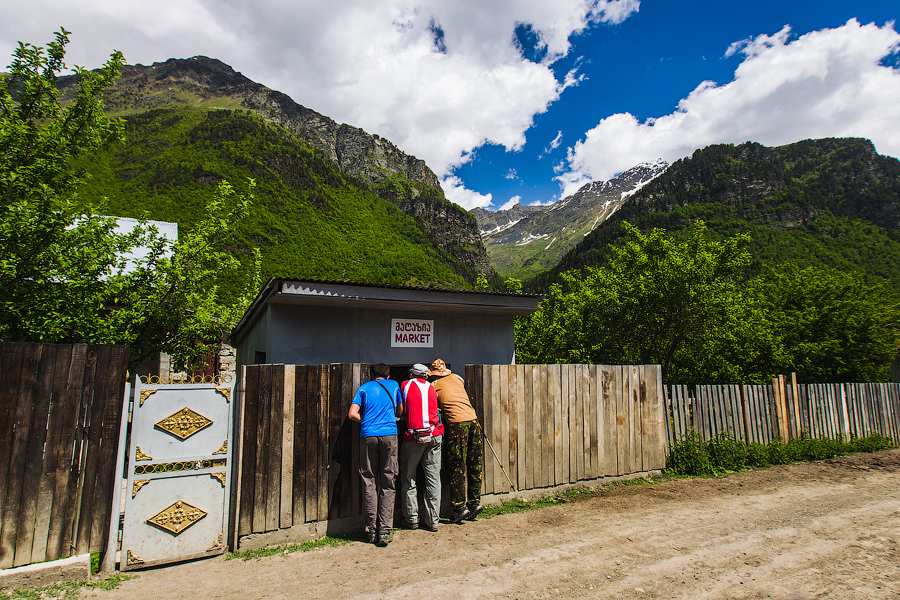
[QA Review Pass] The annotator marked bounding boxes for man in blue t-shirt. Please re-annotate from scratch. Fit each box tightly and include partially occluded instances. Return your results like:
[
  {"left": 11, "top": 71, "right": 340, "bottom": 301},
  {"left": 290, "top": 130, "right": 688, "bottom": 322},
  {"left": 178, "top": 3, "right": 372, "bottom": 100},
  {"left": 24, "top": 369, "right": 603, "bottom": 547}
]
[{"left": 348, "top": 362, "right": 403, "bottom": 546}]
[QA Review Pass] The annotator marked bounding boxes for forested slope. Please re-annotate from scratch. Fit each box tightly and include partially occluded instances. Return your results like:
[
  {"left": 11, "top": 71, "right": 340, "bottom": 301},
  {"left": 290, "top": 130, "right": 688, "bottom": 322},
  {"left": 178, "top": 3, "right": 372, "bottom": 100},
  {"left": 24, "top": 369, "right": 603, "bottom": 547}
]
[
  {"left": 532, "top": 138, "right": 900, "bottom": 290},
  {"left": 76, "top": 106, "right": 469, "bottom": 298}
]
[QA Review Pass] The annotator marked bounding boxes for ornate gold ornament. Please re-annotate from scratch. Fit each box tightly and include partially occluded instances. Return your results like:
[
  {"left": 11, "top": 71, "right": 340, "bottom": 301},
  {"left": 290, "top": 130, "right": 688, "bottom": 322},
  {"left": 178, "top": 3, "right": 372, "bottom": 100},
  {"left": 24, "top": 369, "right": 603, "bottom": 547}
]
[
  {"left": 215, "top": 387, "right": 231, "bottom": 402},
  {"left": 132, "top": 479, "right": 150, "bottom": 497},
  {"left": 126, "top": 550, "right": 144, "bottom": 566},
  {"left": 210, "top": 472, "right": 226, "bottom": 487},
  {"left": 147, "top": 500, "right": 207, "bottom": 535},
  {"left": 206, "top": 533, "right": 225, "bottom": 552},
  {"left": 139, "top": 389, "right": 157, "bottom": 406},
  {"left": 155, "top": 407, "right": 213, "bottom": 440},
  {"left": 212, "top": 440, "right": 228, "bottom": 455},
  {"left": 134, "top": 446, "right": 152, "bottom": 461}
]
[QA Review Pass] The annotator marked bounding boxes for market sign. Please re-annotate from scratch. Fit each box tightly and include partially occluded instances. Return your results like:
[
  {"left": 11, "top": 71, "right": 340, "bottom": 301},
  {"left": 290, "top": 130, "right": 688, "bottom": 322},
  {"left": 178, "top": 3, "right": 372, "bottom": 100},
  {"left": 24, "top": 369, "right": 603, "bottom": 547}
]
[{"left": 391, "top": 318, "right": 434, "bottom": 348}]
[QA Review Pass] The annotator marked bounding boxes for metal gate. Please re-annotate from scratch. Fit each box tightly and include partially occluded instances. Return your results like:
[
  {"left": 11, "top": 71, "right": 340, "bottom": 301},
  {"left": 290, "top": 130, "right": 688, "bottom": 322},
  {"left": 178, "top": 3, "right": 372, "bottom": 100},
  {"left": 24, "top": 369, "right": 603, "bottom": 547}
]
[{"left": 120, "top": 375, "right": 234, "bottom": 570}]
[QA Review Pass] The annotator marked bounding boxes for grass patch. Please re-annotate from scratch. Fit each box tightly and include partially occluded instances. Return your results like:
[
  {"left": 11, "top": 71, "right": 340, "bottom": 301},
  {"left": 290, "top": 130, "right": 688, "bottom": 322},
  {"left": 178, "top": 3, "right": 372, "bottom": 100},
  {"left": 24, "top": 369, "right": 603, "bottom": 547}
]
[
  {"left": 226, "top": 536, "right": 352, "bottom": 561},
  {"left": 1, "top": 574, "right": 134, "bottom": 600}
]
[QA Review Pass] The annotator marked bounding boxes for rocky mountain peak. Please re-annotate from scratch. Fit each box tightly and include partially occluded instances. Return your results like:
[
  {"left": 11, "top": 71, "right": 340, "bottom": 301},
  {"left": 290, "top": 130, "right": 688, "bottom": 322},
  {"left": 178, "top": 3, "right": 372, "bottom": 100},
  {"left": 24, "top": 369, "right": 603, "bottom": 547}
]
[{"left": 474, "top": 160, "right": 668, "bottom": 279}]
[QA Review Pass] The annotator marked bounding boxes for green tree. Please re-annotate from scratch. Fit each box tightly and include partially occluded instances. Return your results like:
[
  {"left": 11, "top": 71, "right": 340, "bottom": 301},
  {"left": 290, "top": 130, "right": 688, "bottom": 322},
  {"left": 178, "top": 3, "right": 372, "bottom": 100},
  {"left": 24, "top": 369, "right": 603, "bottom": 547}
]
[
  {"left": 517, "top": 221, "right": 752, "bottom": 384},
  {"left": 0, "top": 30, "right": 259, "bottom": 369},
  {"left": 749, "top": 264, "right": 900, "bottom": 382}
]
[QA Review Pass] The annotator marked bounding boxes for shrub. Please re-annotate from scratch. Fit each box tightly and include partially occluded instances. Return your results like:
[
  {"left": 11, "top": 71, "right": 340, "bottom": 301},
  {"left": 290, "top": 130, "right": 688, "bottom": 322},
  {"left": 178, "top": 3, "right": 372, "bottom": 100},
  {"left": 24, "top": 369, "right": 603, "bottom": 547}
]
[
  {"left": 706, "top": 433, "right": 749, "bottom": 472},
  {"left": 850, "top": 433, "right": 894, "bottom": 453},
  {"left": 666, "top": 430, "right": 711, "bottom": 475},
  {"left": 766, "top": 437, "right": 792, "bottom": 465},
  {"left": 746, "top": 442, "right": 771, "bottom": 467}
]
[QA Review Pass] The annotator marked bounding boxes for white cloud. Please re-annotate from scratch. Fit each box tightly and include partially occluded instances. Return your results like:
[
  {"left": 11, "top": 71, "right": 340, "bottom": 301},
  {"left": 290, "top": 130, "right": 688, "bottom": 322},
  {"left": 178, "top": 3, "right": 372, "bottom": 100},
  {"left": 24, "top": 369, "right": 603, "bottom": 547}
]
[
  {"left": 0, "top": 0, "right": 640, "bottom": 182},
  {"left": 504, "top": 169, "right": 519, "bottom": 180},
  {"left": 498, "top": 196, "right": 522, "bottom": 211},
  {"left": 441, "top": 175, "right": 492, "bottom": 210},
  {"left": 540, "top": 130, "right": 564, "bottom": 158},
  {"left": 557, "top": 19, "right": 900, "bottom": 197}
]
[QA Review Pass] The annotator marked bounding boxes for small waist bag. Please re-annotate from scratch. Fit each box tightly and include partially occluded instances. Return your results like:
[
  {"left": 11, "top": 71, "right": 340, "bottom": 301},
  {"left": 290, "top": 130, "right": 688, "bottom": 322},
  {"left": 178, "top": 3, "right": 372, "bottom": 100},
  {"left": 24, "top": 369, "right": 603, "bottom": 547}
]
[{"left": 408, "top": 426, "right": 434, "bottom": 444}]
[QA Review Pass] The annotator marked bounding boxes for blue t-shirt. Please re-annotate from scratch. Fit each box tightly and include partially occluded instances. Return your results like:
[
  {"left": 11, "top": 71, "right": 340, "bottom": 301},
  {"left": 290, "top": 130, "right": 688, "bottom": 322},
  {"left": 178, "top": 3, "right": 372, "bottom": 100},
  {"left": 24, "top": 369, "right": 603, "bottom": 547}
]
[{"left": 351, "top": 378, "right": 401, "bottom": 438}]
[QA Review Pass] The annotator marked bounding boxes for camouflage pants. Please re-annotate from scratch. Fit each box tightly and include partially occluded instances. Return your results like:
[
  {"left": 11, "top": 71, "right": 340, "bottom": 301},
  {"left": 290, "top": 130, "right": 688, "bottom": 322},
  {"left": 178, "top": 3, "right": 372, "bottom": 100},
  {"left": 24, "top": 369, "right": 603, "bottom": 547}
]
[{"left": 445, "top": 420, "right": 483, "bottom": 509}]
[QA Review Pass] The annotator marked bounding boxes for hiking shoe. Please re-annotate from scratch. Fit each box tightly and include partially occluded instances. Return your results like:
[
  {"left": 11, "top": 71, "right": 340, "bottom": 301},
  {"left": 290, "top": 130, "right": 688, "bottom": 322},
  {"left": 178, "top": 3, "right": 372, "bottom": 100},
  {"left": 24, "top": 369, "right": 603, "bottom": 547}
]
[
  {"left": 466, "top": 504, "right": 483, "bottom": 520},
  {"left": 405, "top": 520, "right": 419, "bottom": 530},
  {"left": 377, "top": 531, "right": 393, "bottom": 546},
  {"left": 365, "top": 530, "right": 377, "bottom": 544},
  {"left": 422, "top": 522, "right": 438, "bottom": 532},
  {"left": 450, "top": 507, "right": 471, "bottom": 523}
]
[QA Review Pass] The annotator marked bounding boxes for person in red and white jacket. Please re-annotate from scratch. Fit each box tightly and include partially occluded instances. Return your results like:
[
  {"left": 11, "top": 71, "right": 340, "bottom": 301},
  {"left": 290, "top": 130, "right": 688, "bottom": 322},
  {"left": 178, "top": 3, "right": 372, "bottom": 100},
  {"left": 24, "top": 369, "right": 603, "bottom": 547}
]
[{"left": 398, "top": 363, "right": 445, "bottom": 532}]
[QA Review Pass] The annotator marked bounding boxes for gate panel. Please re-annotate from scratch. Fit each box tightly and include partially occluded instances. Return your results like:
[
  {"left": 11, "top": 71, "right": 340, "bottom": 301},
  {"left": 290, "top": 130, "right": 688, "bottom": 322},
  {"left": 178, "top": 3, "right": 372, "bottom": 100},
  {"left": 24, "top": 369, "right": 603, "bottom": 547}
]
[{"left": 121, "top": 376, "right": 234, "bottom": 570}]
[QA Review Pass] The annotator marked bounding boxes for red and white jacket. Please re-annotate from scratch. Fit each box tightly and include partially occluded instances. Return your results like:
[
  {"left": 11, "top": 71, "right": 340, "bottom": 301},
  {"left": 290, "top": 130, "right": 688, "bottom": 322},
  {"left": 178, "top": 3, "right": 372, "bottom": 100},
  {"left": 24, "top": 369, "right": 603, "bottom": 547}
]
[{"left": 400, "top": 377, "right": 444, "bottom": 443}]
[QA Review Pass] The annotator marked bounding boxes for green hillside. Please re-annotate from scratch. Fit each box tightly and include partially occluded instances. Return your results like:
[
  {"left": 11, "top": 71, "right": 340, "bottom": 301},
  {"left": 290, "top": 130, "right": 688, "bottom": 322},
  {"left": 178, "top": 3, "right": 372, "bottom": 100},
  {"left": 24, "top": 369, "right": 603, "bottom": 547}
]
[
  {"left": 531, "top": 138, "right": 900, "bottom": 290},
  {"left": 75, "top": 106, "right": 469, "bottom": 297}
]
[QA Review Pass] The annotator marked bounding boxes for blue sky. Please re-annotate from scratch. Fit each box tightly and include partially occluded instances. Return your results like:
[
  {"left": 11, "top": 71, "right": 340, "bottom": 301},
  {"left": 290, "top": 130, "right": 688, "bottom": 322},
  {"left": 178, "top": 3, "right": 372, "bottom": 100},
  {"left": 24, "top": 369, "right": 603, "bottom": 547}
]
[
  {"left": 3, "top": 1, "right": 899, "bottom": 211},
  {"left": 456, "top": 0, "right": 900, "bottom": 209}
]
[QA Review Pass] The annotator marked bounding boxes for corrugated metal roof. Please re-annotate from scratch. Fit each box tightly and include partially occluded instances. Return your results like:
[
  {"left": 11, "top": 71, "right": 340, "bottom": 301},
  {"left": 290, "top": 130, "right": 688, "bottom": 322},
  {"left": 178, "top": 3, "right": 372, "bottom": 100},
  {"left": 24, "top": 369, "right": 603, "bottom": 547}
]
[
  {"left": 231, "top": 277, "right": 543, "bottom": 343},
  {"left": 272, "top": 276, "right": 543, "bottom": 298}
]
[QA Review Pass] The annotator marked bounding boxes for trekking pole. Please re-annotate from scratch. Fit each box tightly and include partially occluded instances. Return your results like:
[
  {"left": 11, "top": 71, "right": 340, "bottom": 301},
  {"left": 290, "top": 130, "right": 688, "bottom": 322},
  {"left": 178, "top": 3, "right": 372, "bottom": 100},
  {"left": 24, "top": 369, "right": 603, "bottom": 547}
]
[{"left": 473, "top": 420, "right": 516, "bottom": 492}]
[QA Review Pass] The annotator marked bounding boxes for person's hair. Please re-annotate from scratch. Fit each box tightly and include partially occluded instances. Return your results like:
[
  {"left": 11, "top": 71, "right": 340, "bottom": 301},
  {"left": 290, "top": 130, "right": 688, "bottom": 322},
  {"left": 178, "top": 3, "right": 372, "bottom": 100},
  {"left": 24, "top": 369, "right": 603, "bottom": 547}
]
[{"left": 371, "top": 362, "right": 391, "bottom": 379}]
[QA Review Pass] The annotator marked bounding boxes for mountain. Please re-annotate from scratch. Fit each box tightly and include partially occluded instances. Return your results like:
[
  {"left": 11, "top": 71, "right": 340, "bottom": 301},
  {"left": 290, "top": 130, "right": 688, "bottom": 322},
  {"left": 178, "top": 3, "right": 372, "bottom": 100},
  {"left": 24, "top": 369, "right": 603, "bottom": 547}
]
[
  {"left": 472, "top": 160, "right": 668, "bottom": 279},
  {"left": 59, "top": 56, "right": 492, "bottom": 288},
  {"left": 532, "top": 138, "right": 900, "bottom": 290}
]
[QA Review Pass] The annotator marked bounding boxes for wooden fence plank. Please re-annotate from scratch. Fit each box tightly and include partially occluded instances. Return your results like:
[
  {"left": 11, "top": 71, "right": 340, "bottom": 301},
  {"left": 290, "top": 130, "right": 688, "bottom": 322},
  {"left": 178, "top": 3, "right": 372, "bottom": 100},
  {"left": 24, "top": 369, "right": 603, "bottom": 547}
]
[
  {"left": 540, "top": 365, "right": 552, "bottom": 488},
  {"left": 598, "top": 366, "right": 615, "bottom": 477},
  {"left": 616, "top": 367, "right": 628, "bottom": 477},
  {"left": 252, "top": 365, "right": 272, "bottom": 533},
  {"left": 0, "top": 342, "right": 26, "bottom": 557},
  {"left": 316, "top": 366, "right": 330, "bottom": 522},
  {"left": 47, "top": 345, "right": 88, "bottom": 559},
  {"left": 266, "top": 365, "right": 284, "bottom": 532},
  {"left": 304, "top": 366, "right": 319, "bottom": 523},
  {"left": 14, "top": 345, "right": 57, "bottom": 566},
  {"left": 550, "top": 364, "right": 562, "bottom": 486},
  {"left": 565, "top": 366, "right": 575, "bottom": 483},
  {"left": 239, "top": 365, "right": 259, "bottom": 536},
  {"left": 629, "top": 366, "right": 642, "bottom": 473},
  {"left": 530, "top": 365, "right": 540, "bottom": 487},
  {"left": 1, "top": 343, "right": 41, "bottom": 568},
  {"left": 86, "top": 345, "right": 128, "bottom": 554},
  {"left": 75, "top": 344, "right": 113, "bottom": 555},
  {"left": 524, "top": 365, "right": 535, "bottom": 490},
  {"left": 562, "top": 365, "right": 572, "bottom": 483},
  {"left": 516, "top": 365, "right": 526, "bottom": 491},
  {"left": 507, "top": 365, "right": 519, "bottom": 491},
  {"left": 491, "top": 365, "right": 503, "bottom": 493},
  {"left": 574, "top": 365, "right": 585, "bottom": 481},
  {"left": 349, "top": 364, "right": 365, "bottom": 518},
  {"left": 326, "top": 364, "right": 343, "bottom": 520},
  {"left": 698, "top": 385, "right": 709, "bottom": 441},
  {"left": 338, "top": 364, "right": 354, "bottom": 519},
  {"left": 476, "top": 365, "right": 492, "bottom": 494},
  {"left": 292, "top": 366, "right": 308, "bottom": 526},
  {"left": 30, "top": 345, "right": 73, "bottom": 564},
  {"left": 498, "top": 365, "right": 510, "bottom": 491},
  {"left": 281, "top": 366, "right": 295, "bottom": 529},
  {"left": 650, "top": 366, "right": 665, "bottom": 470}
]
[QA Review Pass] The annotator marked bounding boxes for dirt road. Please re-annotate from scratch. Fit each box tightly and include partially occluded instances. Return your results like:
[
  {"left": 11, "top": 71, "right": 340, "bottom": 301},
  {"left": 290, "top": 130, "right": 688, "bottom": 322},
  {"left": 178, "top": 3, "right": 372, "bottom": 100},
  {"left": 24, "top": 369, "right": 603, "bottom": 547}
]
[{"left": 85, "top": 449, "right": 900, "bottom": 600}]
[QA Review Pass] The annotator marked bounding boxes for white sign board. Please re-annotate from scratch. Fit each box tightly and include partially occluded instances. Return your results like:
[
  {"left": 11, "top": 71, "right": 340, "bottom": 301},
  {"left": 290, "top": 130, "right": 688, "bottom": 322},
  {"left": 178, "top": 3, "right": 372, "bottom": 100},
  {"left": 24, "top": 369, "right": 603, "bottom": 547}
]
[{"left": 391, "top": 318, "right": 434, "bottom": 348}]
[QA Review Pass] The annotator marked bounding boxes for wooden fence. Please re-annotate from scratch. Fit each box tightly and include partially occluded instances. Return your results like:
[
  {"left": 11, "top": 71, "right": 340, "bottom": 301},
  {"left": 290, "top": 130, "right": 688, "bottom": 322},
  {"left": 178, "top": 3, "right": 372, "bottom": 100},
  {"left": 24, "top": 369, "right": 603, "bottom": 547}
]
[
  {"left": 0, "top": 342, "right": 129, "bottom": 568},
  {"left": 234, "top": 363, "right": 666, "bottom": 545},
  {"left": 465, "top": 364, "right": 666, "bottom": 494},
  {"left": 666, "top": 377, "right": 900, "bottom": 446}
]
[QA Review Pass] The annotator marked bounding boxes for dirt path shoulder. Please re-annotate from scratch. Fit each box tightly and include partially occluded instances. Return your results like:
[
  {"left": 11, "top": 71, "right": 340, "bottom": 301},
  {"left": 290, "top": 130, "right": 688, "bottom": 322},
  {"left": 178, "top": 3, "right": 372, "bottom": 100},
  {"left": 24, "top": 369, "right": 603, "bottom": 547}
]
[{"left": 85, "top": 449, "right": 900, "bottom": 600}]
